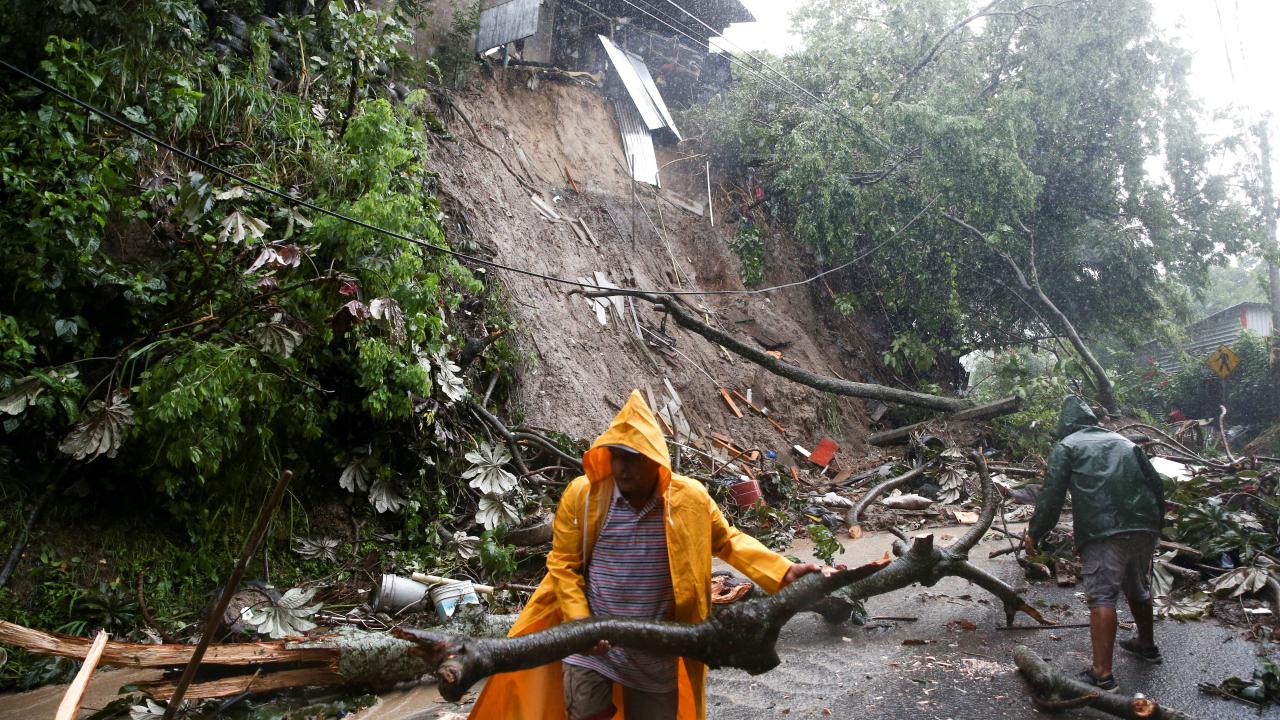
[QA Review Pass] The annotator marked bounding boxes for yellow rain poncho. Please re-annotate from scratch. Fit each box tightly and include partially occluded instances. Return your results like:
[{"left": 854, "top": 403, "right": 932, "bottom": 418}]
[{"left": 468, "top": 390, "right": 792, "bottom": 719}]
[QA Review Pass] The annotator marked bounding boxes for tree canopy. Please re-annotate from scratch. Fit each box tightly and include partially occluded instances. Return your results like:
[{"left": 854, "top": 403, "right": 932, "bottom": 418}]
[{"left": 691, "top": 0, "right": 1257, "bottom": 389}]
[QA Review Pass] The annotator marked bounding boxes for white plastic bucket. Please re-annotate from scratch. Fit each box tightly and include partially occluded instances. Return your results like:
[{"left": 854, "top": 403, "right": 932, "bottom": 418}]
[
  {"left": 429, "top": 579, "right": 481, "bottom": 621},
  {"left": 371, "top": 574, "right": 429, "bottom": 614}
]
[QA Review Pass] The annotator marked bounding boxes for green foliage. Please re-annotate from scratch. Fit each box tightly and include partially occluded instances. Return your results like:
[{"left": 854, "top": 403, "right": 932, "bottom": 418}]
[
  {"left": 805, "top": 523, "right": 843, "bottom": 566},
  {"left": 729, "top": 226, "right": 766, "bottom": 287},
  {"left": 478, "top": 528, "right": 517, "bottom": 583},
  {"left": 1211, "top": 658, "right": 1280, "bottom": 706},
  {"left": 686, "top": 0, "right": 1254, "bottom": 370},
  {"left": 972, "top": 349, "right": 1075, "bottom": 458},
  {"left": 882, "top": 331, "right": 937, "bottom": 376},
  {"left": 0, "top": 1, "right": 530, "bottom": 673}
]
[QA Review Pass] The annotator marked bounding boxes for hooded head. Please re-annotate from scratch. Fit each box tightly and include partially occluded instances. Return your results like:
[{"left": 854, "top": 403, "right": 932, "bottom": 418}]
[
  {"left": 1054, "top": 395, "right": 1100, "bottom": 440},
  {"left": 582, "top": 390, "right": 672, "bottom": 495}
]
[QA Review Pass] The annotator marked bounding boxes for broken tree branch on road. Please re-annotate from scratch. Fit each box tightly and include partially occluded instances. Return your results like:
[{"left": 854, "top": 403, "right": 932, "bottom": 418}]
[
  {"left": 1013, "top": 645, "right": 1196, "bottom": 719},
  {"left": 394, "top": 453, "right": 1049, "bottom": 701}
]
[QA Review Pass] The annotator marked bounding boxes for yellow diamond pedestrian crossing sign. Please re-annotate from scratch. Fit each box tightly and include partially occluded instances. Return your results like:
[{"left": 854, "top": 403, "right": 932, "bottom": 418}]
[{"left": 1206, "top": 345, "right": 1239, "bottom": 379}]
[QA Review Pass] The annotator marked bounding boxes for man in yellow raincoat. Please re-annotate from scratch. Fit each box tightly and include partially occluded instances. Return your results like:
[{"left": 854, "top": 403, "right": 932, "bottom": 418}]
[{"left": 468, "top": 390, "right": 823, "bottom": 719}]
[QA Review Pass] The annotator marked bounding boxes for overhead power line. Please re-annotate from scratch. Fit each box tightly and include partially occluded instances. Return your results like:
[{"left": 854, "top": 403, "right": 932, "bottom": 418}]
[
  {"left": 0, "top": 59, "right": 931, "bottom": 299},
  {"left": 658, "top": 0, "right": 894, "bottom": 152}
]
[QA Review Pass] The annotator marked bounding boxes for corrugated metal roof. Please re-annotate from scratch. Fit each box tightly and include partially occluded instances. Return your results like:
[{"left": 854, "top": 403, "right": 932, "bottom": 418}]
[
  {"left": 598, "top": 35, "right": 681, "bottom": 141},
  {"left": 1144, "top": 302, "right": 1274, "bottom": 372},
  {"left": 476, "top": 0, "right": 542, "bottom": 53},
  {"left": 613, "top": 98, "right": 659, "bottom": 186}
]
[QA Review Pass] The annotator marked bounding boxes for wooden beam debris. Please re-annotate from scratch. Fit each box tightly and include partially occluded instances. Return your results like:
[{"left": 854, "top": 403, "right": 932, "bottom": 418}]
[{"left": 55, "top": 630, "right": 108, "bottom": 720}]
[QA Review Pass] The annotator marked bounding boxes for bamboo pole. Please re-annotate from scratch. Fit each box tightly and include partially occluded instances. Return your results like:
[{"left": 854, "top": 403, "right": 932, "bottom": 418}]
[{"left": 162, "top": 470, "right": 294, "bottom": 719}]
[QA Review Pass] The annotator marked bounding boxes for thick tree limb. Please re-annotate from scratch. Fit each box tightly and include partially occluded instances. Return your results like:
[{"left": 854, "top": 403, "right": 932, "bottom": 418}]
[
  {"left": 867, "top": 395, "right": 1023, "bottom": 445},
  {"left": 845, "top": 463, "right": 930, "bottom": 534},
  {"left": 588, "top": 290, "right": 969, "bottom": 412},
  {"left": 395, "top": 453, "right": 1047, "bottom": 701},
  {"left": 1013, "top": 645, "right": 1197, "bottom": 719},
  {"left": 942, "top": 212, "right": 1117, "bottom": 413}
]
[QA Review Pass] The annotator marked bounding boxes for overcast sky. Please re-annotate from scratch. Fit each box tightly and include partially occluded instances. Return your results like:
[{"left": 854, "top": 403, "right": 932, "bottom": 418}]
[{"left": 718, "top": 0, "right": 1280, "bottom": 133}]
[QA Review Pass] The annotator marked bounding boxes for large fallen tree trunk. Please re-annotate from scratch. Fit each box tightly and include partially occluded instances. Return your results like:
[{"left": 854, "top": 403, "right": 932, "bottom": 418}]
[
  {"left": 0, "top": 457, "right": 1046, "bottom": 703},
  {"left": 1013, "top": 645, "right": 1196, "bottom": 719},
  {"left": 867, "top": 395, "right": 1023, "bottom": 445},
  {"left": 587, "top": 289, "right": 971, "bottom": 412},
  {"left": 0, "top": 622, "right": 432, "bottom": 700}
]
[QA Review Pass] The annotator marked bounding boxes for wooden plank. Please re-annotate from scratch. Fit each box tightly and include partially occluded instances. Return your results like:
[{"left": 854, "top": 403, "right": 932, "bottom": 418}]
[
  {"left": 729, "top": 388, "right": 786, "bottom": 435},
  {"left": 577, "top": 218, "right": 600, "bottom": 248},
  {"left": 719, "top": 388, "right": 743, "bottom": 418},
  {"left": 55, "top": 630, "right": 109, "bottom": 720}
]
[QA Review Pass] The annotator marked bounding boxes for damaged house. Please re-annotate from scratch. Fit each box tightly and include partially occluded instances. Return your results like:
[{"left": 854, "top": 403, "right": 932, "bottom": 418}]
[{"left": 472, "top": 0, "right": 754, "bottom": 185}]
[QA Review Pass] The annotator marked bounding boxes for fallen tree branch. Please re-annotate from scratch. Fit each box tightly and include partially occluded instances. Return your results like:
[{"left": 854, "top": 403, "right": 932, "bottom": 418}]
[
  {"left": 845, "top": 463, "right": 930, "bottom": 536},
  {"left": 1013, "top": 645, "right": 1197, "bottom": 719},
  {"left": 585, "top": 290, "right": 969, "bottom": 412},
  {"left": 395, "top": 453, "right": 1047, "bottom": 701},
  {"left": 1217, "top": 405, "right": 1237, "bottom": 463},
  {"left": 867, "top": 395, "right": 1023, "bottom": 445},
  {"left": 467, "top": 400, "right": 532, "bottom": 476}
]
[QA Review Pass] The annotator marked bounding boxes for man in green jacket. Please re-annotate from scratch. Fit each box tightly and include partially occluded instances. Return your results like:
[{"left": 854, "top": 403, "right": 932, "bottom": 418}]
[{"left": 1024, "top": 396, "right": 1165, "bottom": 691}]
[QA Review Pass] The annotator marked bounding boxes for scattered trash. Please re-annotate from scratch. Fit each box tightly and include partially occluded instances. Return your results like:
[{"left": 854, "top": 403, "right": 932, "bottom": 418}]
[
  {"left": 881, "top": 493, "right": 933, "bottom": 510},
  {"left": 370, "top": 574, "right": 430, "bottom": 614},
  {"left": 952, "top": 510, "right": 980, "bottom": 525},
  {"left": 817, "top": 492, "right": 855, "bottom": 509},
  {"left": 809, "top": 438, "right": 839, "bottom": 467},
  {"left": 730, "top": 476, "right": 765, "bottom": 508},
  {"left": 429, "top": 579, "right": 483, "bottom": 621}
]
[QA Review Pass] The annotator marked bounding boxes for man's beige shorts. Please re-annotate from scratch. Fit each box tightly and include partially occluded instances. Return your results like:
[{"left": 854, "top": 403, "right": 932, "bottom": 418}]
[
  {"left": 1080, "top": 531, "right": 1158, "bottom": 609},
  {"left": 563, "top": 663, "right": 678, "bottom": 720}
]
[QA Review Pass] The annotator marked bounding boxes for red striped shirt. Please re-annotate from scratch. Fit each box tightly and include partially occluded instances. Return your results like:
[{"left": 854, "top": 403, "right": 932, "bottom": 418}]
[{"left": 563, "top": 487, "right": 676, "bottom": 692}]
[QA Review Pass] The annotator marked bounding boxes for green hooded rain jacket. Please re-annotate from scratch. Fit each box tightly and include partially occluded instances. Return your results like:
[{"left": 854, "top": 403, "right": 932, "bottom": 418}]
[{"left": 1027, "top": 396, "right": 1164, "bottom": 548}]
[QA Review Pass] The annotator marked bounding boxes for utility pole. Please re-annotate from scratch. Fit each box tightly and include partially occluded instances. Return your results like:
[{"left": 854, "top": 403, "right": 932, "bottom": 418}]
[{"left": 1257, "top": 122, "right": 1280, "bottom": 374}]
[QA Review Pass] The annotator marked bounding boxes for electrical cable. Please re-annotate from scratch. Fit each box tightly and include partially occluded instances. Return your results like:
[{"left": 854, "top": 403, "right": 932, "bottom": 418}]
[
  {"left": 657, "top": 0, "right": 896, "bottom": 152},
  {"left": 0, "top": 58, "right": 931, "bottom": 297}
]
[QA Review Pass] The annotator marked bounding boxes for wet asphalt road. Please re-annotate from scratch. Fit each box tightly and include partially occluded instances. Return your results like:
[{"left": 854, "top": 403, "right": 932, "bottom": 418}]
[{"left": 706, "top": 527, "right": 1272, "bottom": 720}]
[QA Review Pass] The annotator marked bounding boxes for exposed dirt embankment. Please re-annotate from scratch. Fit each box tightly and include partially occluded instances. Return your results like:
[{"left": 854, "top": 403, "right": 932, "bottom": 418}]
[{"left": 427, "top": 67, "right": 886, "bottom": 456}]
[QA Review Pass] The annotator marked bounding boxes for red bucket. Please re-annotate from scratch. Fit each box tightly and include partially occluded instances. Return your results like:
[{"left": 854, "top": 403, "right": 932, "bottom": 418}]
[{"left": 730, "top": 477, "right": 765, "bottom": 508}]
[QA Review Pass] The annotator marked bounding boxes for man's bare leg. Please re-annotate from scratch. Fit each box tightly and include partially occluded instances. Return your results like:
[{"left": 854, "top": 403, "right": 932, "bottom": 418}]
[
  {"left": 1130, "top": 597, "right": 1155, "bottom": 648},
  {"left": 1090, "top": 606, "right": 1117, "bottom": 678}
]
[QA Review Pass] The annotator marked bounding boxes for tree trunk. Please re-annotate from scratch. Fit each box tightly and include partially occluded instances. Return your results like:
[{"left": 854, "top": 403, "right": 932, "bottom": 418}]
[
  {"left": 942, "top": 212, "right": 1118, "bottom": 414},
  {"left": 1255, "top": 122, "right": 1280, "bottom": 402},
  {"left": 866, "top": 395, "right": 1022, "bottom": 445},
  {"left": 587, "top": 290, "right": 971, "bottom": 412}
]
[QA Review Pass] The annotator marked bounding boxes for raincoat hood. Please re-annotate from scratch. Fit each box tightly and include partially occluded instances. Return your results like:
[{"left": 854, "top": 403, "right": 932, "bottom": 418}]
[
  {"left": 1054, "top": 395, "right": 1100, "bottom": 440},
  {"left": 582, "top": 389, "right": 672, "bottom": 490}
]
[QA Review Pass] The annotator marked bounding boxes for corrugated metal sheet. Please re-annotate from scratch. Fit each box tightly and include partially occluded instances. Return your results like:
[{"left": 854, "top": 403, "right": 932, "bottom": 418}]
[
  {"left": 598, "top": 35, "right": 681, "bottom": 141},
  {"left": 476, "top": 0, "right": 542, "bottom": 53},
  {"left": 625, "top": 50, "right": 681, "bottom": 139},
  {"left": 613, "top": 98, "right": 659, "bottom": 186}
]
